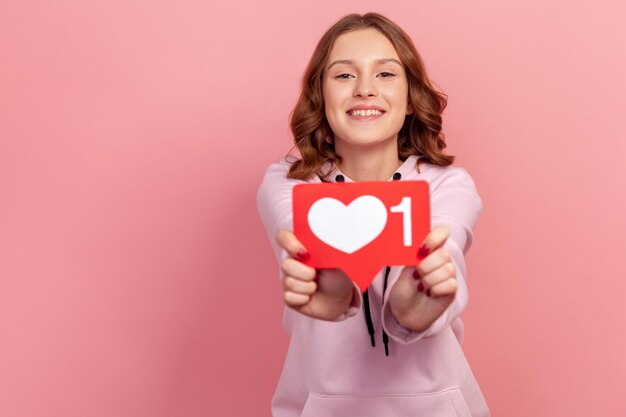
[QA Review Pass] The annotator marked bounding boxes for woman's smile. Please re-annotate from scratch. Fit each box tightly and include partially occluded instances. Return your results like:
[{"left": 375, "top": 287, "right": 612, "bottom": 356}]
[{"left": 346, "top": 106, "right": 386, "bottom": 121}]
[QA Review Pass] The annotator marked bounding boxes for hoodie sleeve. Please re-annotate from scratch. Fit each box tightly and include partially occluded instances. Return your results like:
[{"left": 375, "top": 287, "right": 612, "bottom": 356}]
[
  {"left": 256, "top": 159, "right": 303, "bottom": 264},
  {"left": 256, "top": 159, "right": 362, "bottom": 321},
  {"left": 382, "top": 166, "right": 483, "bottom": 343}
]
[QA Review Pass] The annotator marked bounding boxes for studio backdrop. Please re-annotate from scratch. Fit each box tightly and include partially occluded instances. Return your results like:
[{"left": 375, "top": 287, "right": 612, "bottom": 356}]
[{"left": 1, "top": 1, "right": 625, "bottom": 416}]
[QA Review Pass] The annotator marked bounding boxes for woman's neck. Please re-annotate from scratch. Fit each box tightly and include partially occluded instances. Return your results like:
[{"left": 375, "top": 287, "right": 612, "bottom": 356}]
[{"left": 335, "top": 140, "right": 402, "bottom": 182}]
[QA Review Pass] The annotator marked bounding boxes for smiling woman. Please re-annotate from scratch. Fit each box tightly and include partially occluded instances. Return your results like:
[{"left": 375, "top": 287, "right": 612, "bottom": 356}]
[{"left": 257, "top": 12, "right": 489, "bottom": 417}]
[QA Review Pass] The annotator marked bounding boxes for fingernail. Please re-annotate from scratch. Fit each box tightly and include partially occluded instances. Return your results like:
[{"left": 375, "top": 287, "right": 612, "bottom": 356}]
[
  {"left": 412, "top": 269, "right": 421, "bottom": 280},
  {"left": 418, "top": 282, "right": 425, "bottom": 292},
  {"left": 417, "top": 244, "right": 430, "bottom": 259},
  {"left": 296, "top": 249, "right": 310, "bottom": 261},
  {"left": 426, "top": 289, "right": 431, "bottom": 297}
]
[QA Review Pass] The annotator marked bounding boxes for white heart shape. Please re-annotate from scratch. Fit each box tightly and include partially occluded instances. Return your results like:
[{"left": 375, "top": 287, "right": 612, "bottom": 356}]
[{"left": 307, "top": 196, "right": 388, "bottom": 254}]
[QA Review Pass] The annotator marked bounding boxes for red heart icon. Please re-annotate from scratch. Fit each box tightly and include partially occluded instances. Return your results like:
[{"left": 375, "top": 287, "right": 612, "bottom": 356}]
[{"left": 293, "top": 181, "right": 430, "bottom": 291}]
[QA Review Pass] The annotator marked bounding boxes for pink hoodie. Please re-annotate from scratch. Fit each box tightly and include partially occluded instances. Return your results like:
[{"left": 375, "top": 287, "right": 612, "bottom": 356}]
[{"left": 257, "top": 155, "right": 490, "bottom": 417}]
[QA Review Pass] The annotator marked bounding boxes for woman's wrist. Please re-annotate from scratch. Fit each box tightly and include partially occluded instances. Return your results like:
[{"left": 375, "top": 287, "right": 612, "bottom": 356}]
[
  {"left": 389, "top": 301, "right": 431, "bottom": 332},
  {"left": 323, "top": 288, "right": 355, "bottom": 320}
]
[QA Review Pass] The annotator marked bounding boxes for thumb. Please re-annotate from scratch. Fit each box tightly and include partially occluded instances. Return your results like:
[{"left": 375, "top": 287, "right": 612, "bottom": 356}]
[
  {"left": 275, "top": 230, "right": 309, "bottom": 261},
  {"left": 418, "top": 225, "right": 449, "bottom": 259}
]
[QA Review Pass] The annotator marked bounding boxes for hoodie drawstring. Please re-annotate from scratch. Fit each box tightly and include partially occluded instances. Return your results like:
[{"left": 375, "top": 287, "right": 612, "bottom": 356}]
[
  {"left": 382, "top": 172, "right": 402, "bottom": 356},
  {"left": 335, "top": 171, "right": 401, "bottom": 357}
]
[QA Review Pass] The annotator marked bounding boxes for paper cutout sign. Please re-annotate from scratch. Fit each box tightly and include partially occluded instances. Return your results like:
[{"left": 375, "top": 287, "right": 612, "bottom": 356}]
[{"left": 293, "top": 181, "right": 430, "bottom": 291}]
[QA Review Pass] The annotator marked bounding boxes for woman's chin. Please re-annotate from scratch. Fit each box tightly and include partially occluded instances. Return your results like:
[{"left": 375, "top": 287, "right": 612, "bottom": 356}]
[{"left": 335, "top": 135, "right": 398, "bottom": 149}]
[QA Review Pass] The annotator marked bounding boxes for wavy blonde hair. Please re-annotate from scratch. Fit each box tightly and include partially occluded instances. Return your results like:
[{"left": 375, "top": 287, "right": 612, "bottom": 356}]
[{"left": 287, "top": 12, "right": 453, "bottom": 180}]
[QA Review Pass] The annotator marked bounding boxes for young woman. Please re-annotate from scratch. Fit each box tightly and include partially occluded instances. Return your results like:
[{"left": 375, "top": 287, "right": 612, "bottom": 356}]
[{"left": 257, "top": 13, "right": 490, "bottom": 417}]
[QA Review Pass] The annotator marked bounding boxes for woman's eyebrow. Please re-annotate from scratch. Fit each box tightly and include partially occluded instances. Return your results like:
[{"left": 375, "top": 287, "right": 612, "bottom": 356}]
[
  {"left": 376, "top": 58, "right": 402, "bottom": 66},
  {"left": 327, "top": 58, "right": 402, "bottom": 70}
]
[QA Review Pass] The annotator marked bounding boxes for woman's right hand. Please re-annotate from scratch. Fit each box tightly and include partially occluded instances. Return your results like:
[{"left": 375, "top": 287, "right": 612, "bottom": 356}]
[{"left": 276, "top": 230, "right": 356, "bottom": 321}]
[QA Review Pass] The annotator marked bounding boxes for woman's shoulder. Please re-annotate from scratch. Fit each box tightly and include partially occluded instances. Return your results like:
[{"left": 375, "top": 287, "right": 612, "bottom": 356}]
[
  {"left": 415, "top": 161, "right": 480, "bottom": 197},
  {"left": 260, "top": 155, "right": 297, "bottom": 183},
  {"left": 414, "top": 159, "right": 475, "bottom": 183},
  {"left": 260, "top": 155, "right": 325, "bottom": 185}
]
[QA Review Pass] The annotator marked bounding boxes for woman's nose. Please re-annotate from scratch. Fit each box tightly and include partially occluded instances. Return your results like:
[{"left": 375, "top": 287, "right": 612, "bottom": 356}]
[{"left": 353, "top": 77, "right": 377, "bottom": 98}]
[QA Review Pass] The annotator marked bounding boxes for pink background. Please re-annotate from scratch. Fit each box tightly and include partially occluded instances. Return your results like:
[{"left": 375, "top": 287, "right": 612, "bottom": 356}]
[{"left": 1, "top": 1, "right": 625, "bottom": 416}]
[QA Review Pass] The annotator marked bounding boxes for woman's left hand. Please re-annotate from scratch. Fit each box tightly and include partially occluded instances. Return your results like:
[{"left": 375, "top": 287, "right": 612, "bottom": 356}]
[{"left": 388, "top": 225, "right": 457, "bottom": 332}]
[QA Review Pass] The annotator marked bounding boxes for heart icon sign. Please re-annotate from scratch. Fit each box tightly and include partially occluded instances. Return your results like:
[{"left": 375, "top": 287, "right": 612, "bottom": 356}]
[
  {"left": 293, "top": 181, "right": 430, "bottom": 291},
  {"left": 308, "top": 196, "right": 387, "bottom": 254}
]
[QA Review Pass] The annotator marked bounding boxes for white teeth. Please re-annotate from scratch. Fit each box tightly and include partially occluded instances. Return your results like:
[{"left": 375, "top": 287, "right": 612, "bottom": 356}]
[{"left": 350, "top": 109, "right": 382, "bottom": 116}]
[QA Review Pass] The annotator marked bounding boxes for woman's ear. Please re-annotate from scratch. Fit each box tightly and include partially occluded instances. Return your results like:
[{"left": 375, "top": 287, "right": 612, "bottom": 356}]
[{"left": 406, "top": 101, "right": 414, "bottom": 115}]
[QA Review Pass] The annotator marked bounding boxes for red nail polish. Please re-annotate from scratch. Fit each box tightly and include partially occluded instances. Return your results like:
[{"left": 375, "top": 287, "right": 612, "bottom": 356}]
[
  {"left": 426, "top": 289, "right": 431, "bottom": 297},
  {"left": 296, "top": 250, "right": 310, "bottom": 261},
  {"left": 418, "top": 282, "right": 425, "bottom": 292},
  {"left": 412, "top": 269, "right": 421, "bottom": 280},
  {"left": 417, "top": 244, "right": 430, "bottom": 259}
]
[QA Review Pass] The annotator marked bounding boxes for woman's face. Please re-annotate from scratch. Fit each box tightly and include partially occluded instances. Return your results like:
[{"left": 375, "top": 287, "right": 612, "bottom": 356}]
[{"left": 322, "top": 28, "right": 411, "bottom": 152}]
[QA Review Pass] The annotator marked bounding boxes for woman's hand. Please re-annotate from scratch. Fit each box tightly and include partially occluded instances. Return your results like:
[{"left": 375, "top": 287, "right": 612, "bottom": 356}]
[
  {"left": 276, "top": 230, "right": 356, "bottom": 321},
  {"left": 388, "top": 225, "right": 457, "bottom": 332}
]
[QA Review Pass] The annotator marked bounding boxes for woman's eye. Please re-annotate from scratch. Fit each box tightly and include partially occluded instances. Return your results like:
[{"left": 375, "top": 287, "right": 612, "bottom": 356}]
[
  {"left": 378, "top": 72, "right": 396, "bottom": 78},
  {"left": 335, "top": 73, "right": 353, "bottom": 79}
]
